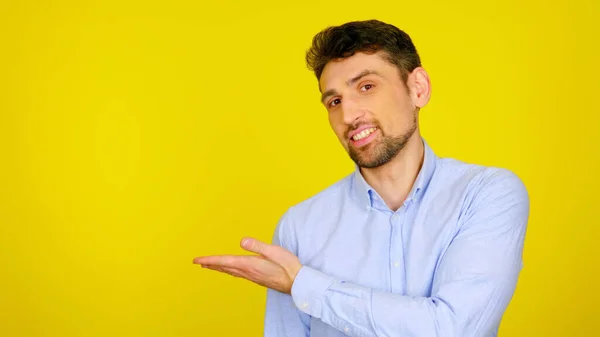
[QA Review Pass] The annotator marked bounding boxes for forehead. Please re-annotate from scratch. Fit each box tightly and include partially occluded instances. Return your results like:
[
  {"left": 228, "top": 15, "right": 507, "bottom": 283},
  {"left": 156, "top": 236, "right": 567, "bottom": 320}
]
[{"left": 319, "top": 51, "right": 397, "bottom": 92}]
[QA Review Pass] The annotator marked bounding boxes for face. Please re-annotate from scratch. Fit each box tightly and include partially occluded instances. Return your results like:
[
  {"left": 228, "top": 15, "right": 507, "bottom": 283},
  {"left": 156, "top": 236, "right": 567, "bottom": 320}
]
[{"left": 319, "top": 51, "right": 430, "bottom": 169}]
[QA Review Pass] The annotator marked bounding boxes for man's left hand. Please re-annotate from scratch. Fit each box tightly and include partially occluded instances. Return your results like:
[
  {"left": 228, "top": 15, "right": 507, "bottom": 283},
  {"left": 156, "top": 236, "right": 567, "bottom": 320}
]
[{"left": 193, "top": 238, "right": 302, "bottom": 294}]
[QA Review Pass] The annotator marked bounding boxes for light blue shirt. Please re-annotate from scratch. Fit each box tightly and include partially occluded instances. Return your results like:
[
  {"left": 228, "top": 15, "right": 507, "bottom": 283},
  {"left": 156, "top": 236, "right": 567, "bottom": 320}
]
[{"left": 264, "top": 138, "right": 529, "bottom": 337}]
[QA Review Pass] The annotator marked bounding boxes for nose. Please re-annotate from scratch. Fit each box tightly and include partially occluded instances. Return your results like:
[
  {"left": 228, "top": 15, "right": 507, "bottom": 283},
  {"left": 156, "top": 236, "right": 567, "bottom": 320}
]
[{"left": 341, "top": 98, "right": 365, "bottom": 126}]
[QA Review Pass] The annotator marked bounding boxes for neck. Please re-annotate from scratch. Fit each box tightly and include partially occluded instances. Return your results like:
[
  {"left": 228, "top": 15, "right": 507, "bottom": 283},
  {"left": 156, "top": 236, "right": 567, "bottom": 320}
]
[{"left": 360, "top": 133, "right": 424, "bottom": 211}]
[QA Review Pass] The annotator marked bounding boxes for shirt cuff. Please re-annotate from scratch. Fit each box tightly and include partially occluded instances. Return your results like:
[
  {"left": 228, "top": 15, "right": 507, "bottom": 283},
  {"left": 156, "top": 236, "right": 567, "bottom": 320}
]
[{"left": 290, "top": 266, "right": 336, "bottom": 318}]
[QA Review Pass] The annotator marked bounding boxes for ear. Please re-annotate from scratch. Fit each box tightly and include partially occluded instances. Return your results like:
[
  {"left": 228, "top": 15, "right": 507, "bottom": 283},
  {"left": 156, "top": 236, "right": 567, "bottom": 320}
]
[{"left": 408, "top": 67, "right": 431, "bottom": 108}]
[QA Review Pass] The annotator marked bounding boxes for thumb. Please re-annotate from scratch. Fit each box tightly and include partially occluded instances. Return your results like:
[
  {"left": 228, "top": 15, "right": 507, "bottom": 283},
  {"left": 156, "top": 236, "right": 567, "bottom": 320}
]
[{"left": 240, "top": 237, "right": 296, "bottom": 265}]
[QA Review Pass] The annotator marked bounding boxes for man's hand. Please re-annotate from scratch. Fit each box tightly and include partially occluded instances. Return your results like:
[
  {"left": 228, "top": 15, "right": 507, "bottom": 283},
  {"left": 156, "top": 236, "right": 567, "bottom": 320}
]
[{"left": 193, "top": 237, "right": 302, "bottom": 294}]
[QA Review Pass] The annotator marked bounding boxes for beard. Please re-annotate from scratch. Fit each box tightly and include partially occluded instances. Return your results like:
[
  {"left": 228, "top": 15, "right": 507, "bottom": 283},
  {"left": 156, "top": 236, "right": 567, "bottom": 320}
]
[{"left": 348, "top": 112, "right": 418, "bottom": 169}]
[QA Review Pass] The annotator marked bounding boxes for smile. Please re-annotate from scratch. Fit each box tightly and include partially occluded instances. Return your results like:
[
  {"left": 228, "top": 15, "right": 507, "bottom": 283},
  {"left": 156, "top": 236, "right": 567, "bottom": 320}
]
[{"left": 351, "top": 127, "right": 377, "bottom": 141}]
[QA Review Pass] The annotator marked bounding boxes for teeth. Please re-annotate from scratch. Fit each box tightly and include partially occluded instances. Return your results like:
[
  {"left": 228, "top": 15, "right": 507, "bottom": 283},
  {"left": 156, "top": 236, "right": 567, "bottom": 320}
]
[{"left": 352, "top": 128, "right": 376, "bottom": 141}]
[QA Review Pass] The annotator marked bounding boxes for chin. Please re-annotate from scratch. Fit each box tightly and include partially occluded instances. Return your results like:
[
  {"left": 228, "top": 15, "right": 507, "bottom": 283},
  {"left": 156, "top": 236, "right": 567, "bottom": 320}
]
[{"left": 350, "top": 151, "right": 385, "bottom": 169}]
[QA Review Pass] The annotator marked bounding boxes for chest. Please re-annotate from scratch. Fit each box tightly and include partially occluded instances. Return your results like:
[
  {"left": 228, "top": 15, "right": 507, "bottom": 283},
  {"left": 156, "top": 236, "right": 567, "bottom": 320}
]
[{"left": 296, "top": 198, "right": 463, "bottom": 297}]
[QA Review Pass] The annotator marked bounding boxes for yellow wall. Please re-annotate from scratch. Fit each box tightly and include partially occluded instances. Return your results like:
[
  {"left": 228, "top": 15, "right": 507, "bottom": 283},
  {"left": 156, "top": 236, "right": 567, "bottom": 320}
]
[{"left": 1, "top": 0, "right": 598, "bottom": 336}]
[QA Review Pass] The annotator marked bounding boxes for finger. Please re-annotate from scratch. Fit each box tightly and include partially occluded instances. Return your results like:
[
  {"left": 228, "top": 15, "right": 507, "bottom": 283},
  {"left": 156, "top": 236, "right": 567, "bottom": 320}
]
[
  {"left": 203, "top": 265, "right": 247, "bottom": 279},
  {"left": 203, "top": 264, "right": 273, "bottom": 288},
  {"left": 192, "top": 255, "right": 245, "bottom": 267}
]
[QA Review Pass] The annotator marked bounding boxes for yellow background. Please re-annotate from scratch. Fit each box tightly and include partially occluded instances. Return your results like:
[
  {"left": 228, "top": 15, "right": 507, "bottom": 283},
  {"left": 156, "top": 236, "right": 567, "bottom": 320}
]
[{"left": 1, "top": 0, "right": 598, "bottom": 336}]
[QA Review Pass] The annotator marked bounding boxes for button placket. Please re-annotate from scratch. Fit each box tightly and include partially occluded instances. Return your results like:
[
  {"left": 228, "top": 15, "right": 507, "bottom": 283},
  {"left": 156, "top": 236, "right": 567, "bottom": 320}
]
[{"left": 390, "top": 209, "right": 406, "bottom": 293}]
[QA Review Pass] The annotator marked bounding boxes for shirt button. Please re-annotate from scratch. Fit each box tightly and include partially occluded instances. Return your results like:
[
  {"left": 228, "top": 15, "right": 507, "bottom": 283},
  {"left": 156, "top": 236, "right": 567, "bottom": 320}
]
[
  {"left": 344, "top": 327, "right": 350, "bottom": 333},
  {"left": 300, "top": 302, "right": 309, "bottom": 309},
  {"left": 394, "top": 261, "right": 400, "bottom": 267}
]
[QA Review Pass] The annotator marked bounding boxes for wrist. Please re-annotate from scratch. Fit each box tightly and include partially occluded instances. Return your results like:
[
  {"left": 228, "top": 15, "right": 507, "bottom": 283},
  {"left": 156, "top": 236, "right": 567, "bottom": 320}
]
[
  {"left": 284, "top": 263, "right": 303, "bottom": 294},
  {"left": 290, "top": 266, "right": 336, "bottom": 318}
]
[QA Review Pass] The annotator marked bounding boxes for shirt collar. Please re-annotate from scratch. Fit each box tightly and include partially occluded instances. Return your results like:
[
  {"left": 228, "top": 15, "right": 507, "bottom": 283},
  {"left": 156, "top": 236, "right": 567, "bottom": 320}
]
[{"left": 351, "top": 137, "right": 437, "bottom": 210}]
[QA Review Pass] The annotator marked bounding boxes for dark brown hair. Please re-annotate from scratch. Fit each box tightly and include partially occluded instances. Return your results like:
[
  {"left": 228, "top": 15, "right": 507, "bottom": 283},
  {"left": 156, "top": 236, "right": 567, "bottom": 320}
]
[{"left": 305, "top": 20, "right": 421, "bottom": 85}]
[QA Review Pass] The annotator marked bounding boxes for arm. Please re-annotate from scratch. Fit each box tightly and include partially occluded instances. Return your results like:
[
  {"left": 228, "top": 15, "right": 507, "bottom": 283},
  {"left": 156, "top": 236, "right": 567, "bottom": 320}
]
[
  {"left": 290, "top": 170, "right": 530, "bottom": 337},
  {"left": 264, "top": 211, "right": 311, "bottom": 337}
]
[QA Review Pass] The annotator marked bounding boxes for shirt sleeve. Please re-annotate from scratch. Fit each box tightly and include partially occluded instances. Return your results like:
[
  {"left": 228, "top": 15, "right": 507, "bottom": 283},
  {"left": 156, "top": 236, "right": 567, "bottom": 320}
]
[
  {"left": 264, "top": 210, "right": 311, "bottom": 337},
  {"left": 290, "top": 170, "right": 530, "bottom": 337}
]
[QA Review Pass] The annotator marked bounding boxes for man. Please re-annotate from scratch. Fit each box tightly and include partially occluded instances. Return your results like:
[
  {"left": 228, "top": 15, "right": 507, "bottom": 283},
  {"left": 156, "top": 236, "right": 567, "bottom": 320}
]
[{"left": 193, "top": 19, "right": 529, "bottom": 337}]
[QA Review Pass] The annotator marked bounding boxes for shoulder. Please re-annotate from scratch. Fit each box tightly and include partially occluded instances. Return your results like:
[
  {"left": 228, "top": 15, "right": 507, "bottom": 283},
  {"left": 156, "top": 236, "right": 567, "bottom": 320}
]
[
  {"left": 286, "top": 172, "right": 354, "bottom": 216},
  {"left": 435, "top": 157, "right": 528, "bottom": 199},
  {"left": 271, "top": 173, "right": 353, "bottom": 250},
  {"left": 434, "top": 157, "right": 529, "bottom": 228}
]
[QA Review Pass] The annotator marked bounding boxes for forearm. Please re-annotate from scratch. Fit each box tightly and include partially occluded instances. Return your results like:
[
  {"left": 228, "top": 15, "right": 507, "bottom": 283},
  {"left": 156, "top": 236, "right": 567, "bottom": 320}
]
[
  {"left": 291, "top": 266, "right": 518, "bottom": 337},
  {"left": 291, "top": 266, "right": 444, "bottom": 337}
]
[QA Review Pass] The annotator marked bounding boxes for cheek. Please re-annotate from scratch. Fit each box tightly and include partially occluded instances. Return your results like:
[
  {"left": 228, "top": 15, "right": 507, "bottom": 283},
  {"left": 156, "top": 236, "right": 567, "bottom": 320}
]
[
  {"left": 328, "top": 112, "right": 342, "bottom": 129},
  {"left": 386, "top": 94, "right": 414, "bottom": 127},
  {"left": 328, "top": 115, "right": 348, "bottom": 142}
]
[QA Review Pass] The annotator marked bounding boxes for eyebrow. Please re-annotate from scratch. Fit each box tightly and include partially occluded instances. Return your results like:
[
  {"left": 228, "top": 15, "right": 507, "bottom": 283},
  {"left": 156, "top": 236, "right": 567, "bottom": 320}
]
[{"left": 320, "top": 69, "right": 381, "bottom": 104}]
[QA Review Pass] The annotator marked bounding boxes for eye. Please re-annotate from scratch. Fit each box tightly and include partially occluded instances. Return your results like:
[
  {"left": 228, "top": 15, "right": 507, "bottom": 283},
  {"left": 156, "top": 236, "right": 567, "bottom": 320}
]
[
  {"left": 360, "top": 84, "right": 374, "bottom": 92},
  {"left": 328, "top": 98, "right": 341, "bottom": 108}
]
